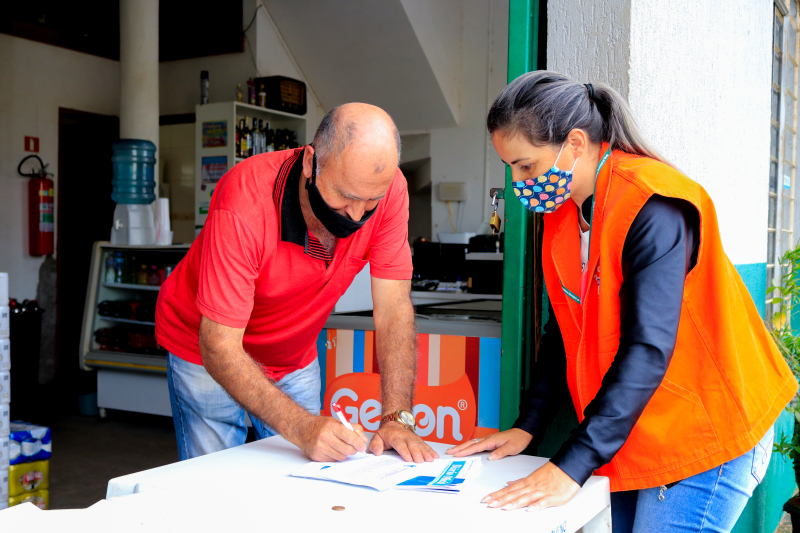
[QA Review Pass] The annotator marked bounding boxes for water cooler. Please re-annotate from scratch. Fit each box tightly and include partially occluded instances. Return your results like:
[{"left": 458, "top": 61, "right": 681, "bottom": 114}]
[{"left": 110, "top": 140, "right": 157, "bottom": 245}]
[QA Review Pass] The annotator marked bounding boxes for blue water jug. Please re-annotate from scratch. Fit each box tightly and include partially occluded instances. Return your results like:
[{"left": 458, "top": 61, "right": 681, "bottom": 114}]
[{"left": 111, "top": 139, "right": 157, "bottom": 204}]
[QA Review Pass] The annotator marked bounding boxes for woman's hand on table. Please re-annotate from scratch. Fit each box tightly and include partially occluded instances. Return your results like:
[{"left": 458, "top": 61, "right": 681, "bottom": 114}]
[
  {"left": 483, "top": 461, "right": 580, "bottom": 511},
  {"left": 446, "top": 428, "right": 533, "bottom": 460}
]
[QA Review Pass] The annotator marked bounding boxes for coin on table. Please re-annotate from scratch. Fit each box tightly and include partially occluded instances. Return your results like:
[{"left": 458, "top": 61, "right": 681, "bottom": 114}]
[{"left": 332, "top": 506, "right": 345, "bottom": 511}]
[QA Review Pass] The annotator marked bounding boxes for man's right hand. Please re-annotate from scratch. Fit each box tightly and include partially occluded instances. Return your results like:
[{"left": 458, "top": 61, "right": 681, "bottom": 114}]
[{"left": 294, "top": 415, "right": 369, "bottom": 462}]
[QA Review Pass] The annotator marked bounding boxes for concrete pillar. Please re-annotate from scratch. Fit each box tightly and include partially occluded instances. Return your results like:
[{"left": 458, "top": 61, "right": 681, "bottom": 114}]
[{"left": 119, "top": 0, "right": 159, "bottom": 184}]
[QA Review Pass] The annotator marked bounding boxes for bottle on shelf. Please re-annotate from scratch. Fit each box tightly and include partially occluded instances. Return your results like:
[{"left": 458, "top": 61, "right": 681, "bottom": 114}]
[
  {"left": 257, "top": 119, "right": 265, "bottom": 155},
  {"left": 114, "top": 252, "right": 124, "bottom": 283},
  {"left": 137, "top": 264, "right": 148, "bottom": 285},
  {"left": 236, "top": 84, "right": 243, "bottom": 102},
  {"left": 235, "top": 119, "right": 243, "bottom": 158},
  {"left": 105, "top": 254, "right": 115, "bottom": 283},
  {"left": 252, "top": 118, "right": 259, "bottom": 155},
  {"left": 258, "top": 84, "right": 266, "bottom": 107},
  {"left": 147, "top": 265, "right": 161, "bottom": 286},
  {"left": 247, "top": 78, "right": 256, "bottom": 105},
  {"left": 252, "top": 119, "right": 259, "bottom": 155},
  {"left": 200, "top": 71, "right": 209, "bottom": 105},
  {"left": 249, "top": 117, "right": 258, "bottom": 157},
  {"left": 127, "top": 255, "right": 137, "bottom": 284},
  {"left": 239, "top": 118, "right": 249, "bottom": 159},
  {"left": 266, "top": 124, "right": 275, "bottom": 153},
  {"left": 235, "top": 119, "right": 241, "bottom": 158}
]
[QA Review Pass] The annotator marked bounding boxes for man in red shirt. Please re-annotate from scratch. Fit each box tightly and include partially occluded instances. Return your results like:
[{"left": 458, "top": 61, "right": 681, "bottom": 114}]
[{"left": 156, "top": 103, "right": 436, "bottom": 463}]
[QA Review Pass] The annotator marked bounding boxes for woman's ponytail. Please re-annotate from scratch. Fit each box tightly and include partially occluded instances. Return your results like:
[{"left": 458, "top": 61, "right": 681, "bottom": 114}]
[
  {"left": 591, "top": 84, "right": 668, "bottom": 164},
  {"left": 487, "top": 71, "right": 669, "bottom": 165}
]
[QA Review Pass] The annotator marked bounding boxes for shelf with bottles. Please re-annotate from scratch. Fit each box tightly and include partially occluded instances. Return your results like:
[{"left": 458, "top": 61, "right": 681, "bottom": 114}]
[
  {"left": 234, "top": 116, "right": 300, "bottom": 162},
  {"left": 195, "top": 101, "right": 306, "bottom": 229},
  {"left": 93, "top": 297, "right": 163, "bottom": 356},
  {"left": 80, "top": 243, "right": 191, "bottom": 372},
  {"left": 102, "top": 250, "right": 181, "bottom": 289}
]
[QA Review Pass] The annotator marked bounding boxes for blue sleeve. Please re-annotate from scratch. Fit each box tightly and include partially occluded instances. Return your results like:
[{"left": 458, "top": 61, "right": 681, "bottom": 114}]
[{"left": 549, "top": 194, "right": 698, "bottom": 486}]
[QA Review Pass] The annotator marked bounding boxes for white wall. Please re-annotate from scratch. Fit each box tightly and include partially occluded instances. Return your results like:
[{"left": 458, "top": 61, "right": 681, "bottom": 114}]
[
  {"left": 429, "top": 0, "right": 509, "bottom": 239},
  {"left": 0, "top": 35, "right": 120, "bottom": 300},
  {"left": 159, "top": 123, "right": 196, "bottom": 244},
  {"left": 548, "top": 0, "right": 772, "bottom": 266},
  {"left": 160, "top": 0, "right": 323, "bottom": 142},
  {"left": 547, "top": 0, "right": 631, "bottom": 97},
  {"left": 400, "top": 0, "right": 464, "bottom": 123},
  {"left": 628, "top": 0, "right": 772, "bottom": 266}
]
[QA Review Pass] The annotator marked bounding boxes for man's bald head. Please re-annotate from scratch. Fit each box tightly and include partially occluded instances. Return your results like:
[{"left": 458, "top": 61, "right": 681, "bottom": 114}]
[{"left": 313, "top": 103, "right": 401, "bottom": 173}]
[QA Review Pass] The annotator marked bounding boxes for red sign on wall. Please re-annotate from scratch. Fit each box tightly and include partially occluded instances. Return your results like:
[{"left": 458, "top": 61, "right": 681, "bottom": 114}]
[
  {"left": 323, "top": 372, "right": 478, "bottom": 445},
  {"left": 24, "top": 137, "right": 39, "bottom": 153}
]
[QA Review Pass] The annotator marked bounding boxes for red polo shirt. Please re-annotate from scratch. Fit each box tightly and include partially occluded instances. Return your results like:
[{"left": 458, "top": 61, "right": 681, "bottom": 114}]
[{"left": 155, "top": 147, "right": 412, "bottom": 380}]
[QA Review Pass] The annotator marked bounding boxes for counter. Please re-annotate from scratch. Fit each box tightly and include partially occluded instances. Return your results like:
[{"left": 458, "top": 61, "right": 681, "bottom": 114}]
[{"left": 320, "top": 299, "right": 502, "bottom": 446}]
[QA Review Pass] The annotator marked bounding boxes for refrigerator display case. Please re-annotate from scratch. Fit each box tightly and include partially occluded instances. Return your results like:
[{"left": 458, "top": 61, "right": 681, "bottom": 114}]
[{"left": 80, "top": 242, "right": 190, "bottom": 417}]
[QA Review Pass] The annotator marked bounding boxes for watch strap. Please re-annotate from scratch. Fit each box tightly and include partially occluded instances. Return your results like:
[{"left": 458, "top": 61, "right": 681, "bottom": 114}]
[{"left": 381, "top": 410, "right": 415, "bottom": 430}]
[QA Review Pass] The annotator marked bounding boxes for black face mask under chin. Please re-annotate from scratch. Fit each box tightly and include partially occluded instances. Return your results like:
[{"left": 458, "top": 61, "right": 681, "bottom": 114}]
[{"left": 305, "top": 153, "right": 377, "bottom": 239}]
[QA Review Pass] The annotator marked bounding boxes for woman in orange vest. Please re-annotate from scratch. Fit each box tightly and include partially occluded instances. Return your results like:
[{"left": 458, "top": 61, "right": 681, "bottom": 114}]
[{"left": 448, "top": 71, "right": 797, "bottom": 532}]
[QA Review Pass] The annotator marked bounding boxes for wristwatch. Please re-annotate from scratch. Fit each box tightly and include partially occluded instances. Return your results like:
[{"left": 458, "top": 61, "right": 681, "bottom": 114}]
[{"left": 381, "top": 410, "right": 417, "bottom": 431}]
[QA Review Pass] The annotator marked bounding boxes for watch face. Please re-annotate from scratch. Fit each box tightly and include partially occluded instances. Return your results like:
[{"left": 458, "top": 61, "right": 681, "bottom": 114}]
[{"left": 399, "top": 410, "right": 416, "bottom": 428}]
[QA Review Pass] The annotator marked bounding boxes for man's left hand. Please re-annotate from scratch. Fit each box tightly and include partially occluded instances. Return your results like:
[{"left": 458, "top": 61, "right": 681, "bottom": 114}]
[{"left": 369, "top": 421, "right": 438, "bottom": 463}]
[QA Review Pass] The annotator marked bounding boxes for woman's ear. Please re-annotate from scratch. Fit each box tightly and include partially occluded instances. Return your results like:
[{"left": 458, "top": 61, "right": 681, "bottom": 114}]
[{"left": 566, "top": 129, "right": 589, "bottom": 159}]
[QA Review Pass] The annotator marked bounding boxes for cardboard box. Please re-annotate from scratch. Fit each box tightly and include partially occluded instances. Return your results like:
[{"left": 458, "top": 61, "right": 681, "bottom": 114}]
[
  {"left": 8, "top": 460, "right": 48, "bottom": 496},
  {"left": 9, "top": 422, "right": 51, "bottom": 465},
  {"left": 8, "top": 489, "right": 48, "bottom": 509}
]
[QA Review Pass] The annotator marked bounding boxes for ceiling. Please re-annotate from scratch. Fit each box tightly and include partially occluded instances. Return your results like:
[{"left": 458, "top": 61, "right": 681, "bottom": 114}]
[{"left": 262, "top": 0, "right": 462, "bottom": 132}]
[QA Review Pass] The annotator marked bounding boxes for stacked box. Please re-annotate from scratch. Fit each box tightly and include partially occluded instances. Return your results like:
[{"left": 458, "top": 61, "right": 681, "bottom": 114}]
[
  {"left": 0, "top": 273, "right": 8, "bottom": 511},
  {"left": 8, "top": 460, "right": 48, "bottom": 499},
  {"left": 9, "top": 423, "right": 51, "bottom": 465},
  {"left": 8, "top": 489, "right": 48, "bottom": 510}
]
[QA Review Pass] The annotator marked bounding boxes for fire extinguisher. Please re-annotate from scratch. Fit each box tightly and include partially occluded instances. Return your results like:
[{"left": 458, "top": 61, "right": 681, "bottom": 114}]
[{"left": 17, "top": 155, "right": 54, "bottom": 256}]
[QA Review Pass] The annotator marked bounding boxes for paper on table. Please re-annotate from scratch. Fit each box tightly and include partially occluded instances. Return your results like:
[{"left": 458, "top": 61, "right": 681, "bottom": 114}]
[
  {"left": 291, "top": 455, "right": 420, "bottom": 491},
  {"left": 395, "top": 458, "right": 483, "bottom": 493}
]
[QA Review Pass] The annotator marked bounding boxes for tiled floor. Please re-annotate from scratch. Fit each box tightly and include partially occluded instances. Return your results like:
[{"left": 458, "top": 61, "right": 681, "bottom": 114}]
[{"left": 47, "top": 412, "right": 179, "bottom": 509}]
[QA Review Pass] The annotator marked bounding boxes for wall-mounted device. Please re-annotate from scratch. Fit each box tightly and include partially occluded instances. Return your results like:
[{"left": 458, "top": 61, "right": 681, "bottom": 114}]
[{"left": 437, "top": 182, "right": 468, "bottom": 202}]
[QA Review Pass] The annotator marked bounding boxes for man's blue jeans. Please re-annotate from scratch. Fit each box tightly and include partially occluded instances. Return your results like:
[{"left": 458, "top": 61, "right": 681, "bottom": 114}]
[
  {"left": 166, "top": 353, "right": 322, "bottom": 460},
  {"left": 610, "top": 425, "right": 775, "bottom": 532}
]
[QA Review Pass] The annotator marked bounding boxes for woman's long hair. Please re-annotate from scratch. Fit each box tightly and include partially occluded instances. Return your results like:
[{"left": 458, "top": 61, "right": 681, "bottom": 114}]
[{"left": 487, "top": 71, "right": 668, "bottom": 164}]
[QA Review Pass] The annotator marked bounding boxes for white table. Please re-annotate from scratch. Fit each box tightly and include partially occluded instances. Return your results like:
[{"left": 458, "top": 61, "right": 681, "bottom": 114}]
[{"left": 0, "top": 437, "right": 611, "bottom": 532}]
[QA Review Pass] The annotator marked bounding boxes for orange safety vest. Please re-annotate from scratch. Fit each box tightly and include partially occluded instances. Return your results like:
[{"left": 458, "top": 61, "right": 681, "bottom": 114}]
[{"left": 542, "top": 146, "right": 797, "bottom": 492}]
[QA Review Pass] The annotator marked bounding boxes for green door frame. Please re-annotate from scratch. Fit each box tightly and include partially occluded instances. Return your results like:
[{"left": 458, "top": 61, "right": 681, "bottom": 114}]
[{"left": 499, "top": 0, "right": 542, "bottom": 430}]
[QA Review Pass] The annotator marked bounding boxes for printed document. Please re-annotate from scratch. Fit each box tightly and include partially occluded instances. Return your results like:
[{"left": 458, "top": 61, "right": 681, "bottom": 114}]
[
  {"left": 395, "top": 457, "right": 482, "bottom": 493},
  {"left": 291, "top": 455, "right": 482, "bottom": 493}
]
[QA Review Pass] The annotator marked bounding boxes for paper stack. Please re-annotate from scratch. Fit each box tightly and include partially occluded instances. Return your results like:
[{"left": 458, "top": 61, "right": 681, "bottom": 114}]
[
  {"left": 395, "top": 458, "right": 483, "bottom": 493},
  {"left": 291, "top": 454, "right": 482, "bottom": 493}
]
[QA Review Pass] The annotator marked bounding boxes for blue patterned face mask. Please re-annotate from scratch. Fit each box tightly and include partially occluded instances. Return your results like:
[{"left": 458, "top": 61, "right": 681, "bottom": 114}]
[{"left": 512, "top": 143, "right": 576, "bottom": 213}]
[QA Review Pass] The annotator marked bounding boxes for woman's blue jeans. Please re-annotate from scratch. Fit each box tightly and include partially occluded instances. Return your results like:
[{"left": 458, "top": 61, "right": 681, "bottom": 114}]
[
  {"left": 611, "top": 425, "right": 774, "bottom": 532},
  {"left": 166, "top": 353, "right": 322, "bottom": 460}
]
